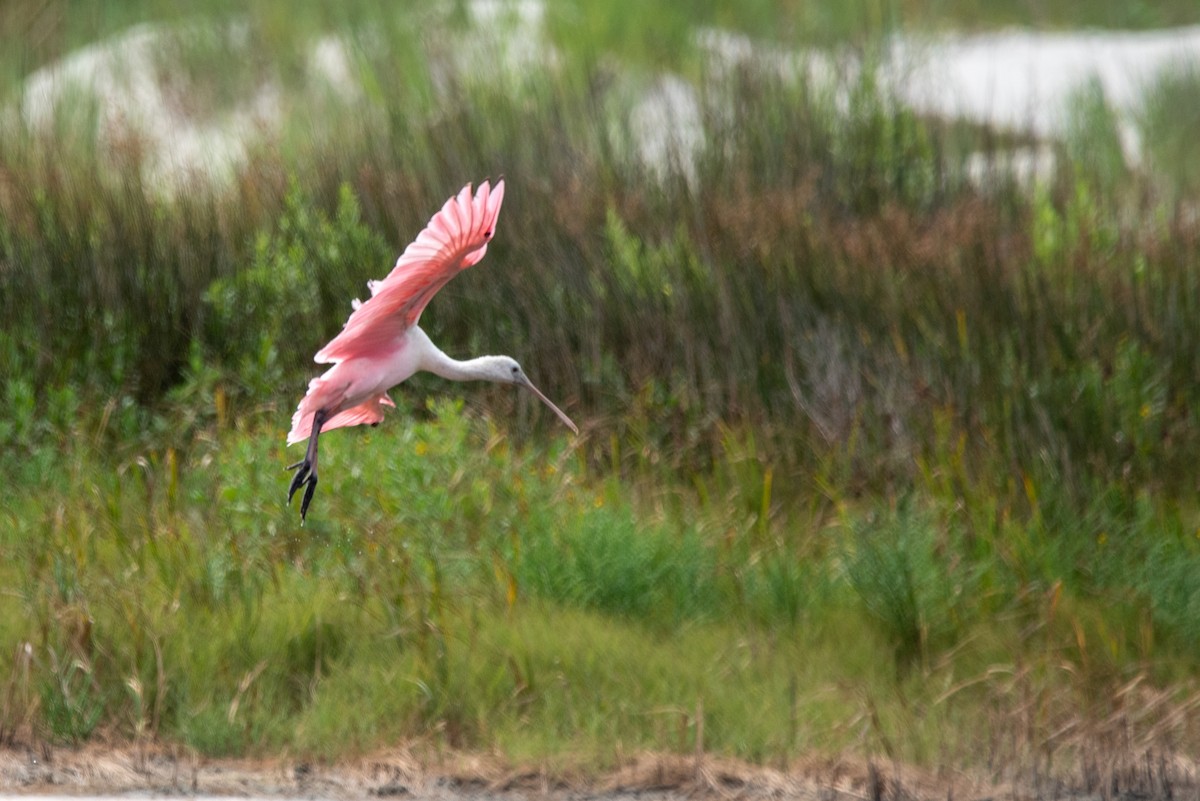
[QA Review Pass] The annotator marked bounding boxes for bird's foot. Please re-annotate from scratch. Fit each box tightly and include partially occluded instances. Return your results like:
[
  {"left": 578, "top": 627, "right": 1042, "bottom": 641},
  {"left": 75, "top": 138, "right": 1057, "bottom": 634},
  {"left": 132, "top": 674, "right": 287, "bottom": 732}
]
[{"left": 286, "top": 459, "right": 318, "bottom": 523}]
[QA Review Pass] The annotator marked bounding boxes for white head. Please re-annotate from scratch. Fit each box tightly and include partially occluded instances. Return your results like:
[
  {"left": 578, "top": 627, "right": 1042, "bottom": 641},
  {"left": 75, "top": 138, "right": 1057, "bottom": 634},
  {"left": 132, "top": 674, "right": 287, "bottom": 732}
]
[{"left": 479, "top": 356, "right": 579, "bottom": 434}]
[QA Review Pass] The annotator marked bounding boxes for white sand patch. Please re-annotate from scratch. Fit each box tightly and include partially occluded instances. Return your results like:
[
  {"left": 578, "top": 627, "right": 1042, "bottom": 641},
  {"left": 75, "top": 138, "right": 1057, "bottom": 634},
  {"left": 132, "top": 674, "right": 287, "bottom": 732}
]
[
  {"left": 17, "top": 22, "right": 281, "bottom": 193},
  {"left": 887, "top": 26, "right": 1200, "bottom": 163},
  {"left": 629, "top": 75, "right": 705, "bottom": 187}
]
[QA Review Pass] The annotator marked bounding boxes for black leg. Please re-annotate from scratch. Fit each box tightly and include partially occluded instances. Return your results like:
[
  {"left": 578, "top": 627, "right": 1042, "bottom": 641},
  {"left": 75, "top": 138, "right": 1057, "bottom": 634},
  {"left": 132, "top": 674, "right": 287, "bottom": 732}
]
[{"left": 287, "top": 410, "right": 327, "bottom": 523}]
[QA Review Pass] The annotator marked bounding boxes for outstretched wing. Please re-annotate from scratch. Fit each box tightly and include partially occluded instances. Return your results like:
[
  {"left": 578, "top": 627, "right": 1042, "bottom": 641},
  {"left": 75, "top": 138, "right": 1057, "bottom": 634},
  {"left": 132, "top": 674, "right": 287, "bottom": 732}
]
[{"left": 314, "top": 180, "right": 506, "bottom": 365}]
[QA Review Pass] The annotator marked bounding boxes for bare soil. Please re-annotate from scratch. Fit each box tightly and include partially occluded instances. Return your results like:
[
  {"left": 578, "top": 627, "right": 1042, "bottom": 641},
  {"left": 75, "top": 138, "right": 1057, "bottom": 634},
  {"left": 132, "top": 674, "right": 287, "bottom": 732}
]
[{"left": 1, "top": 744, "right": 1198, "bottom": 801}]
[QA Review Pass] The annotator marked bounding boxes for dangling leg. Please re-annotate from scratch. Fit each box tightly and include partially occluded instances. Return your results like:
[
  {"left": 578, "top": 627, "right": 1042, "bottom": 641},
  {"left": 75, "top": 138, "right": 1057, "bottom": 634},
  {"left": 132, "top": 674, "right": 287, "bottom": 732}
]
[{"left": 287, "top": 409, "right": 327, "bottom": 523}]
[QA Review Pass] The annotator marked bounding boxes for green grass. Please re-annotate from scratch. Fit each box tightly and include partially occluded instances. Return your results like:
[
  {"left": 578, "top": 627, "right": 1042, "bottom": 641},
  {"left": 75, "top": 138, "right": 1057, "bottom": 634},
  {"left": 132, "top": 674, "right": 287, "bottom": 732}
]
[
  {"left": 2, "top": 402, "right": 1199, "bottom": 764},
  {"left": 3, "top": 0, "right": 1200, "bottom": 776}
]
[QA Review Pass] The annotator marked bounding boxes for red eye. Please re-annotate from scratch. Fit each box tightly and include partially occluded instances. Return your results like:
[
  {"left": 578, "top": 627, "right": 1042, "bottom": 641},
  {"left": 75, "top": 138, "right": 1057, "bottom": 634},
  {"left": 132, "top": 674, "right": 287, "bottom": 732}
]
[{"left": 484, "top": 229, "right": 493, "bottom": 239}]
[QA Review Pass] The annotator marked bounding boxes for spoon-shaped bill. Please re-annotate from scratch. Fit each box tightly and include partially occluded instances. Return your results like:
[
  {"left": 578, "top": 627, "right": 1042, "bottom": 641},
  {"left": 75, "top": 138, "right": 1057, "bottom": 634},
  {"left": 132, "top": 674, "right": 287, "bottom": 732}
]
[{"left": 518, "top": 376, "right": 578, "bottom": 434}]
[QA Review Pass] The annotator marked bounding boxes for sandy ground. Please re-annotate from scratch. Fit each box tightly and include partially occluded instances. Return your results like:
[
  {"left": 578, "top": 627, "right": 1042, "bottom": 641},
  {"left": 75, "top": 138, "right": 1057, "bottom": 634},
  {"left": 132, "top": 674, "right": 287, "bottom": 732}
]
[
  {"left": 0, "top": 744, "right": 1008, "bottom": 800},
  {"left": 1, "top": 744, "right": 1198, "bottom": 801}
]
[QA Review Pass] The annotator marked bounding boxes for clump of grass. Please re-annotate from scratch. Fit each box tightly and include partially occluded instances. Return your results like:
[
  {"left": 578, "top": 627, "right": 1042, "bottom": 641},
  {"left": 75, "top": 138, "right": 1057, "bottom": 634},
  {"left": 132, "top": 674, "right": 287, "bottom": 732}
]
[{"left": 844, "top": 503, "right": 977, "bottom": 668}]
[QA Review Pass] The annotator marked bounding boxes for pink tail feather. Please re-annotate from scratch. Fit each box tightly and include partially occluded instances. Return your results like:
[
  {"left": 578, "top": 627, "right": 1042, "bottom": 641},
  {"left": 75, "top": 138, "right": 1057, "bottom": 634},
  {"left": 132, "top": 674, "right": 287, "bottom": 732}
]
[{"left": 287, "top": 378, "right": 395, "bottom": 445}]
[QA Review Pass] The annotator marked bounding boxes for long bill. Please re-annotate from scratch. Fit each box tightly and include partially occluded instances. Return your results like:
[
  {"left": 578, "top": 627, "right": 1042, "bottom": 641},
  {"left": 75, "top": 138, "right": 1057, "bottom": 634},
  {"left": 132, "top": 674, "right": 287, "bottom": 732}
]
[{"left": 518, "top": 376, "right": 579, "bottom": 434}]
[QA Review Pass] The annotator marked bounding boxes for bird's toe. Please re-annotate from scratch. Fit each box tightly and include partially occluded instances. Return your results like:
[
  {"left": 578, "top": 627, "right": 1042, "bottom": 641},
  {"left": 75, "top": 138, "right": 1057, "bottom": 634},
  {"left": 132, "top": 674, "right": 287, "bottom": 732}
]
[
  {"left": 287, "top": 461, "right": 311, "bottom": 504},
  {"left": 300, "top": 474, "right": 318, "bottom": 521}
]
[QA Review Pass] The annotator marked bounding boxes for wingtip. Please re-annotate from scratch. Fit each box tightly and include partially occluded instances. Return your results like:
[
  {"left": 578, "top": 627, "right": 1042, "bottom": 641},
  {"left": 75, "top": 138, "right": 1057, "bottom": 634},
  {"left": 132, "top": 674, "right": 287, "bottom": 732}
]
[{"left": 481, "top": 178, "right": 505, "bottom": 223}]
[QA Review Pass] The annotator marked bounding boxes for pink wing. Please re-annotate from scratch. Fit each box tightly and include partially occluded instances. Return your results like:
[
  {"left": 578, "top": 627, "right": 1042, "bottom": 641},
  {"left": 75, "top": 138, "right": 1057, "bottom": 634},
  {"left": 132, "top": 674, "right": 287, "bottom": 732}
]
[{"left": 314, "top": 180, "right": 506, "bottom": 365}]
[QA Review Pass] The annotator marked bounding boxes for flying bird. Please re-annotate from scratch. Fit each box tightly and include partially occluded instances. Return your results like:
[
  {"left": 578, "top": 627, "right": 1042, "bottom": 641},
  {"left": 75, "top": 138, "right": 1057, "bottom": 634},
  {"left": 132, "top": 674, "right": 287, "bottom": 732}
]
[{"left": 286, "top": 179, "right": 577, "bottom": 521}]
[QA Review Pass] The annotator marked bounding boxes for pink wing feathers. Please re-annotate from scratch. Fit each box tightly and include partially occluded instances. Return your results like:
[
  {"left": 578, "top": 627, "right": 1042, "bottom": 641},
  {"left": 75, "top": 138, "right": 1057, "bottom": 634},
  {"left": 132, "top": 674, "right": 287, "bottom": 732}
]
[{"left": 314, "top": 180, "right": 506, "bottom": 365}]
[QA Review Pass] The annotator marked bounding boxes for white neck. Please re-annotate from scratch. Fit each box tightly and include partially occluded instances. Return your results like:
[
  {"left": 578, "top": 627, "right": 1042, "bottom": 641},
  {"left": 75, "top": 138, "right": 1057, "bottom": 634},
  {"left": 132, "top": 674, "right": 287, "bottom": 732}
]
[
  {"left": 425, "top": 352, "right": 502, "bottom": 382},
  {"left": 412, "top": 327, "right": 510, "bottom": 383}
]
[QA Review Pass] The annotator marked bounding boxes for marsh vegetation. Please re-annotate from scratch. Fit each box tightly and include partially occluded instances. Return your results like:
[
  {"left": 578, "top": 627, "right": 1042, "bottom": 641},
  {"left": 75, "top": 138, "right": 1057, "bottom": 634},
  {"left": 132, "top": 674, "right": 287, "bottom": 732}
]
[{"left": 2, "top": 0, "right": 1199, "bottom": 781}]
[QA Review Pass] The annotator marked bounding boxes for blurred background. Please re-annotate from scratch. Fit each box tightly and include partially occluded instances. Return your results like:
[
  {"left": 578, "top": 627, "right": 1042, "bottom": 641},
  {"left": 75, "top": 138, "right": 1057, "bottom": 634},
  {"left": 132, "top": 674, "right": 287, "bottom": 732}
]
[{"left": 2, "top": 0, "right": 1199, "bottom": 785}]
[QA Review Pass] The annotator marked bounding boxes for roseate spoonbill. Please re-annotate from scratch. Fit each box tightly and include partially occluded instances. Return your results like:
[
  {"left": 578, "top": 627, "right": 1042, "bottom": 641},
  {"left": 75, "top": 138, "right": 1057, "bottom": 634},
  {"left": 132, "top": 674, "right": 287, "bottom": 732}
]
[{"left": 286, "top": 180, "right": 577, "bottom": 522}]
